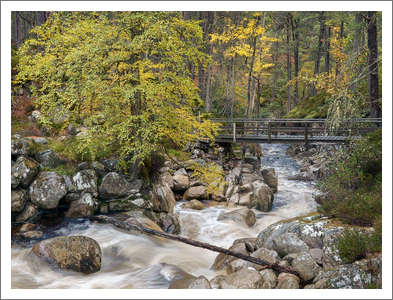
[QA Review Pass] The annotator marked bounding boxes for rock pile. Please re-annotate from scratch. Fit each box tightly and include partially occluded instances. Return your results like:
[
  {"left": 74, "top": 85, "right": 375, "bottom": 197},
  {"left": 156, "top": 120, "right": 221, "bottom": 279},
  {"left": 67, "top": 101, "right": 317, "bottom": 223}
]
[{"left": 170, "top": 216, "right": 382, "bottom": 289}]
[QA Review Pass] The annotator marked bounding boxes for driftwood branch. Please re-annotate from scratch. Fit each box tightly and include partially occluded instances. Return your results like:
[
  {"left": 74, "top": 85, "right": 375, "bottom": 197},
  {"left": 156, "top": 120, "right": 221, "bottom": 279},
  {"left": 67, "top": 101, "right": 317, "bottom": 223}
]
[{"left": 90, "top": 215, "right": 300, "bottom": 277}]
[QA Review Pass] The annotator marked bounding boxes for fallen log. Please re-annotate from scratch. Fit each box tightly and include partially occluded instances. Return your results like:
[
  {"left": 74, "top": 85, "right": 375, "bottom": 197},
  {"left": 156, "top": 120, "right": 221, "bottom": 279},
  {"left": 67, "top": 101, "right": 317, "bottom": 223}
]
[{"left": 90, "top": 214, "right": 300, "bottom": 277}]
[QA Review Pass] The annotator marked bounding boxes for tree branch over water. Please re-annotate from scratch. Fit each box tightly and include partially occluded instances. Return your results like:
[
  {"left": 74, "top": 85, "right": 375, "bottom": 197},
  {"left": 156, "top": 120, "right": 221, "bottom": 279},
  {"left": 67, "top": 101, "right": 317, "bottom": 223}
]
[{"left": 90, "top": 214, "right": 301, "bottom": 278}]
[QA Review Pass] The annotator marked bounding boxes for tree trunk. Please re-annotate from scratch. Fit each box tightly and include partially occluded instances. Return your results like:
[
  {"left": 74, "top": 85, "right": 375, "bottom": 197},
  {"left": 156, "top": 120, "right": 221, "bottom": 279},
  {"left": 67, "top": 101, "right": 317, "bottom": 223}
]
[
  {"left": 292, "top": 17, "right": 300, "bottom": 106},
  {"left": 325, "top": 25, "right": 331, "bottom": 74},
  {"left": 311, "top": 12, "right": 326, "bottom": 96},
  {"left": 366, "top": 12, "right": 381, "bottom": 118},
  {"left": 204, "top": 12, "right": 216, "bottom": 113},
  {"left": 14, "top": 12, "right": 22, "bottom": 48},
  {"left": 286, "top": 16, "right": 292, "bottom": 112},
  {"left": 91, "top": 215, "right": 301, "bottom": 277},
  {"left": 35, "top": 11, "right": 47, "bottom": 26},
  {"left": 246, "top": 33, "right": 258, "bottom": 118},
  {"left": 351, "top": 13, "right": 365, "bottom": 91},
  {"left": 335, "top": 21, "right": 345, "bottom": 77}
]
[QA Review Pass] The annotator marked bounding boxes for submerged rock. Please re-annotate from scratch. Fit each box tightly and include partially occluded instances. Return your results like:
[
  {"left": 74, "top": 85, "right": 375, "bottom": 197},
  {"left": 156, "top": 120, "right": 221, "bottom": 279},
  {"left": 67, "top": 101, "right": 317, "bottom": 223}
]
[{"left": 217, "top": 207, "right": 256, "bottom": 227}]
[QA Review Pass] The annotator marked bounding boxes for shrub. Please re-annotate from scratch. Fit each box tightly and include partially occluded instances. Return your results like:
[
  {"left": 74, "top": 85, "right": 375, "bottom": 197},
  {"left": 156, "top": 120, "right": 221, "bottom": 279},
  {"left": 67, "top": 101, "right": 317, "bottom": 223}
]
[
  {"left": 318, "top": 130, "right": 382, "bottom": 226},
  {"left": 336, "top": 226, "right": 382, "bottom": 264}
]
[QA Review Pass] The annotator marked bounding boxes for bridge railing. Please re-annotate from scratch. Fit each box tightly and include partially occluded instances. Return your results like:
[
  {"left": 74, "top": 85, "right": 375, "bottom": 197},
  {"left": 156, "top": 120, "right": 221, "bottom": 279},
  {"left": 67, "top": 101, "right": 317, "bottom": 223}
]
[{"left": 211, "top": 118, "right": 382, "bottom": 143}]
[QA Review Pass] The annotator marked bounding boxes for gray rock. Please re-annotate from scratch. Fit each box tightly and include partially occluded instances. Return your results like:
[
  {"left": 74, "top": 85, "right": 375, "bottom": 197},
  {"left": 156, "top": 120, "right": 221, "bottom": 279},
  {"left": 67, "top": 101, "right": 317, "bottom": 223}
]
[
  {"left": 32, "top": 236, "right": 101, "bottom": 274},
  {"left": 91, "top": 161, "right": 108, "bottom": 178},
  {"left": 11, "top": 188, "right": 29, "bottom": 212},
  {"left": 28, "top": 110, "right": 41, "bottom": 122},
  {"left": 217, "top": 207, "right": 256, "bottom": 227},
  {"left": 172, "top": 173, "right": 190, "bottom": 191},
  {"left": 309, "top": 248, "right": 324, "bottom": 265},
  {"left": 211, "top": 242, "right": 249, "bottom": 271},
  {"left": 244, "top": 156, "right": 260, "bottom": 171},
  {"left": 259, "top": 269, "right": 277, "bottom": 288},
  {"left": 272, "top": 232, "right": 310, "bottom": 257},
  {"left": 73, "top": 170, "right": 98, "bottom": 197},
  {"left": 11, "top": 136, "right": 34, "bottom": 157},
  {"left": 29, "top": 172, "right": 67, "bottom": 209},
  {"left": 65, "top": 193, "right": 97, "bottom": 218},
  {"left": 35, "top": 150, "right": 61, "bottom": 168},
  {"left": 151, "top": 185, "right": 177, "bottom": 214},
  {"left": 261, "top": 168, "right": 278, "bottom": 193},
  {"left": 11, "top": 156, "right": 39, "bottom": 189},
  {"left": 219, "top": 268, "right": 264, "bottom": 289},
  {"left": 77, "top": 162, "right": 90, "bottom": 170},
  {"left": 292, "top": 252, "right": 322, "bottom": 282},
  {"left": 250, "top": 181, "right": 274, "bottom": 212},
  {"left": 188, "top": 276, "right": 211, "bottom": 289},
  {"left": 256, "top": 220, "right": 301, "bottom": 249},
  {"left": 251, "top": 247, "right": 280, "bottom": 270},
  {"left": 313, "top": 263, "right": 372, "bottom": 289},
  {"left": 276, "top": 273, "right": 300, "bottom": 289},
  {"left": 299, "top": 222, "right": 326, "bottom": 249},
  {"left": 108, "top": 197, "right": 148, "bottom": 212},
  {"left": 183, "top": 186, "right": 208, "bottom": 201},
  {"left": 182, "top": 199, "right": 206, "bottom": 210},
  {"left": 210, "top": 275, "right": 226, "bottom": 289},
  {"left": 98, "top": 172, "right": 141, "bottom": 200}
]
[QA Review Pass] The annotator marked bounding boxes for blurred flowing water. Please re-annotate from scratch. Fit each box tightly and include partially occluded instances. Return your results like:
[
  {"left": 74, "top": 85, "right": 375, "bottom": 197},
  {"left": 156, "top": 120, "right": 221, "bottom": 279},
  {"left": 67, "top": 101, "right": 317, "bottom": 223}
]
[{"left": 11, "top": 144, "right": 318, "bottom": 289}]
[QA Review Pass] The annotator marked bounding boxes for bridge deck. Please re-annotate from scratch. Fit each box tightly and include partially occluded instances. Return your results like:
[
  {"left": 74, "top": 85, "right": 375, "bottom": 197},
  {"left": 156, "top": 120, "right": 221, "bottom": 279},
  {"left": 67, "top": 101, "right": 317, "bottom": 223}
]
[
  {"left": 215, "top": 134, "right": 355, "bottom": 144},
  {"left": 212, "top": 118, "right": 381, "bottom": 145}
]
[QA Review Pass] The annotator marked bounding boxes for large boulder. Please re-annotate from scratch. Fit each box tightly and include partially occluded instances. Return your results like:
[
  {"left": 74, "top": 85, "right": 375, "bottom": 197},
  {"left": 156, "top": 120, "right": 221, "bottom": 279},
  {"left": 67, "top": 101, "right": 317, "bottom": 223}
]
[
  {"left": 72, "top": 170, "right": 98, "bottom": 197},
  {"left": 98, "top": 172, "right": 141, "bottom": 200},
  {"left": 11, "top": 188, "right": 29, "bottom": 212},
  {"left": 299, "top": 222, "right": 326, "bottom": 249},
  {"left": 34, "top": 150, "right": 61, "bottom": 168},
  {"left": 217, "top": 207, "right": 256, "bottom": 227},
  {"left": 256, "top": 220, "right": 301, "bottom": 249},
  {"left": 272, "top": 232, "right": 310, "bottom": 257},
  {"left": 29, "top": 172, "right": 67, "bottom": 209},
  {"left": 11, "top": 156, "right": 39, "bottom": 189},
  {"left": 183, "top": 186, "right": 209, "bottom": 201},
  {"left": 32, "top": 236, "right": 101, "bottom": 274}
]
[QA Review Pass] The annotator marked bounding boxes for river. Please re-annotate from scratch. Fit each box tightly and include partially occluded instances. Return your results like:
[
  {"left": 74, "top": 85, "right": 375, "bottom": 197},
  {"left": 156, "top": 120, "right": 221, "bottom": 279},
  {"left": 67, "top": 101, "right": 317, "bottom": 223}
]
[{"left": 10, "top": 144, "right": 318, "bottom": 292}]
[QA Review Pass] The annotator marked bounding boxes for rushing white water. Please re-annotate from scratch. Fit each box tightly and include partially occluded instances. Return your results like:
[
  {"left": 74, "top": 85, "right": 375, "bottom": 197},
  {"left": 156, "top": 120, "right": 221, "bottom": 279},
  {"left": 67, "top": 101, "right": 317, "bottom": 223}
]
[{"left": 11, "top": 144, "right": 318, "bottom": 289}]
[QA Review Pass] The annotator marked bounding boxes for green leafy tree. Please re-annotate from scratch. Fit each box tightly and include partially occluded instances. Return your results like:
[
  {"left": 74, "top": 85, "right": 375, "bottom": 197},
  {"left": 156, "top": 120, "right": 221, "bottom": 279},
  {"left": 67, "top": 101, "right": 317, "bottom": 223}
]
[{"left": 14, "top": 12, "right": 217, "bottom": 168}]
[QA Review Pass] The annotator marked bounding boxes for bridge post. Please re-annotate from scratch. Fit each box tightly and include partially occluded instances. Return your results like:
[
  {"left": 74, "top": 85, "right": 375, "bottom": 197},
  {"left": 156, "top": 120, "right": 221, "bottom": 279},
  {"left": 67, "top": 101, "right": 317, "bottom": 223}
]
[
  {"left": 267, "top": 121, "right": 271, "bottom": 143},
  {"left": 233, "top": 122, "right": 236, "bottom": 143},
  {"left": 305, "top": 123, "right": 308, "bottom": 145}
]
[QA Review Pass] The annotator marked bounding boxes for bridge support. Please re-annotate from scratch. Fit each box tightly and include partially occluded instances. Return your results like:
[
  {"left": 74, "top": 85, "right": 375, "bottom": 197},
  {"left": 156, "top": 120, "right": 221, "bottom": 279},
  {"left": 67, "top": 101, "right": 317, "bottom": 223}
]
[{"left": 233, "top": 123, "right": 236, "bottom": 143}]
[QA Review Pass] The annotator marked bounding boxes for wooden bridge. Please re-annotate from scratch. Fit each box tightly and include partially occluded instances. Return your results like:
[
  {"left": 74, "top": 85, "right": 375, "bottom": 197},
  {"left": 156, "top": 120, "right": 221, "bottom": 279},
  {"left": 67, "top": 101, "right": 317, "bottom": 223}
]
[{"left": 212, "top": 118, "right": 382, "bottom": 145}]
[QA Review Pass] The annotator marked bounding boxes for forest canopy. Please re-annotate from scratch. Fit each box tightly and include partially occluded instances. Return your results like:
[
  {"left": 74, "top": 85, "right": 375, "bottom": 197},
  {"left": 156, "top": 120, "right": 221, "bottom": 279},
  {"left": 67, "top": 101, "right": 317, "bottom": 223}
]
[{"left": 12, "top": 10, "right": 382, "bottom": 165}]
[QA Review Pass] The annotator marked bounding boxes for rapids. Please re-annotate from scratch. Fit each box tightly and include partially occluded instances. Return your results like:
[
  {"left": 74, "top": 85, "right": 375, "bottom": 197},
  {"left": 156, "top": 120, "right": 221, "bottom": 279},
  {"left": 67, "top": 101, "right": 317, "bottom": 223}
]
[{"left": 10, "top": 144, "right": 318, "bottom": 290}]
